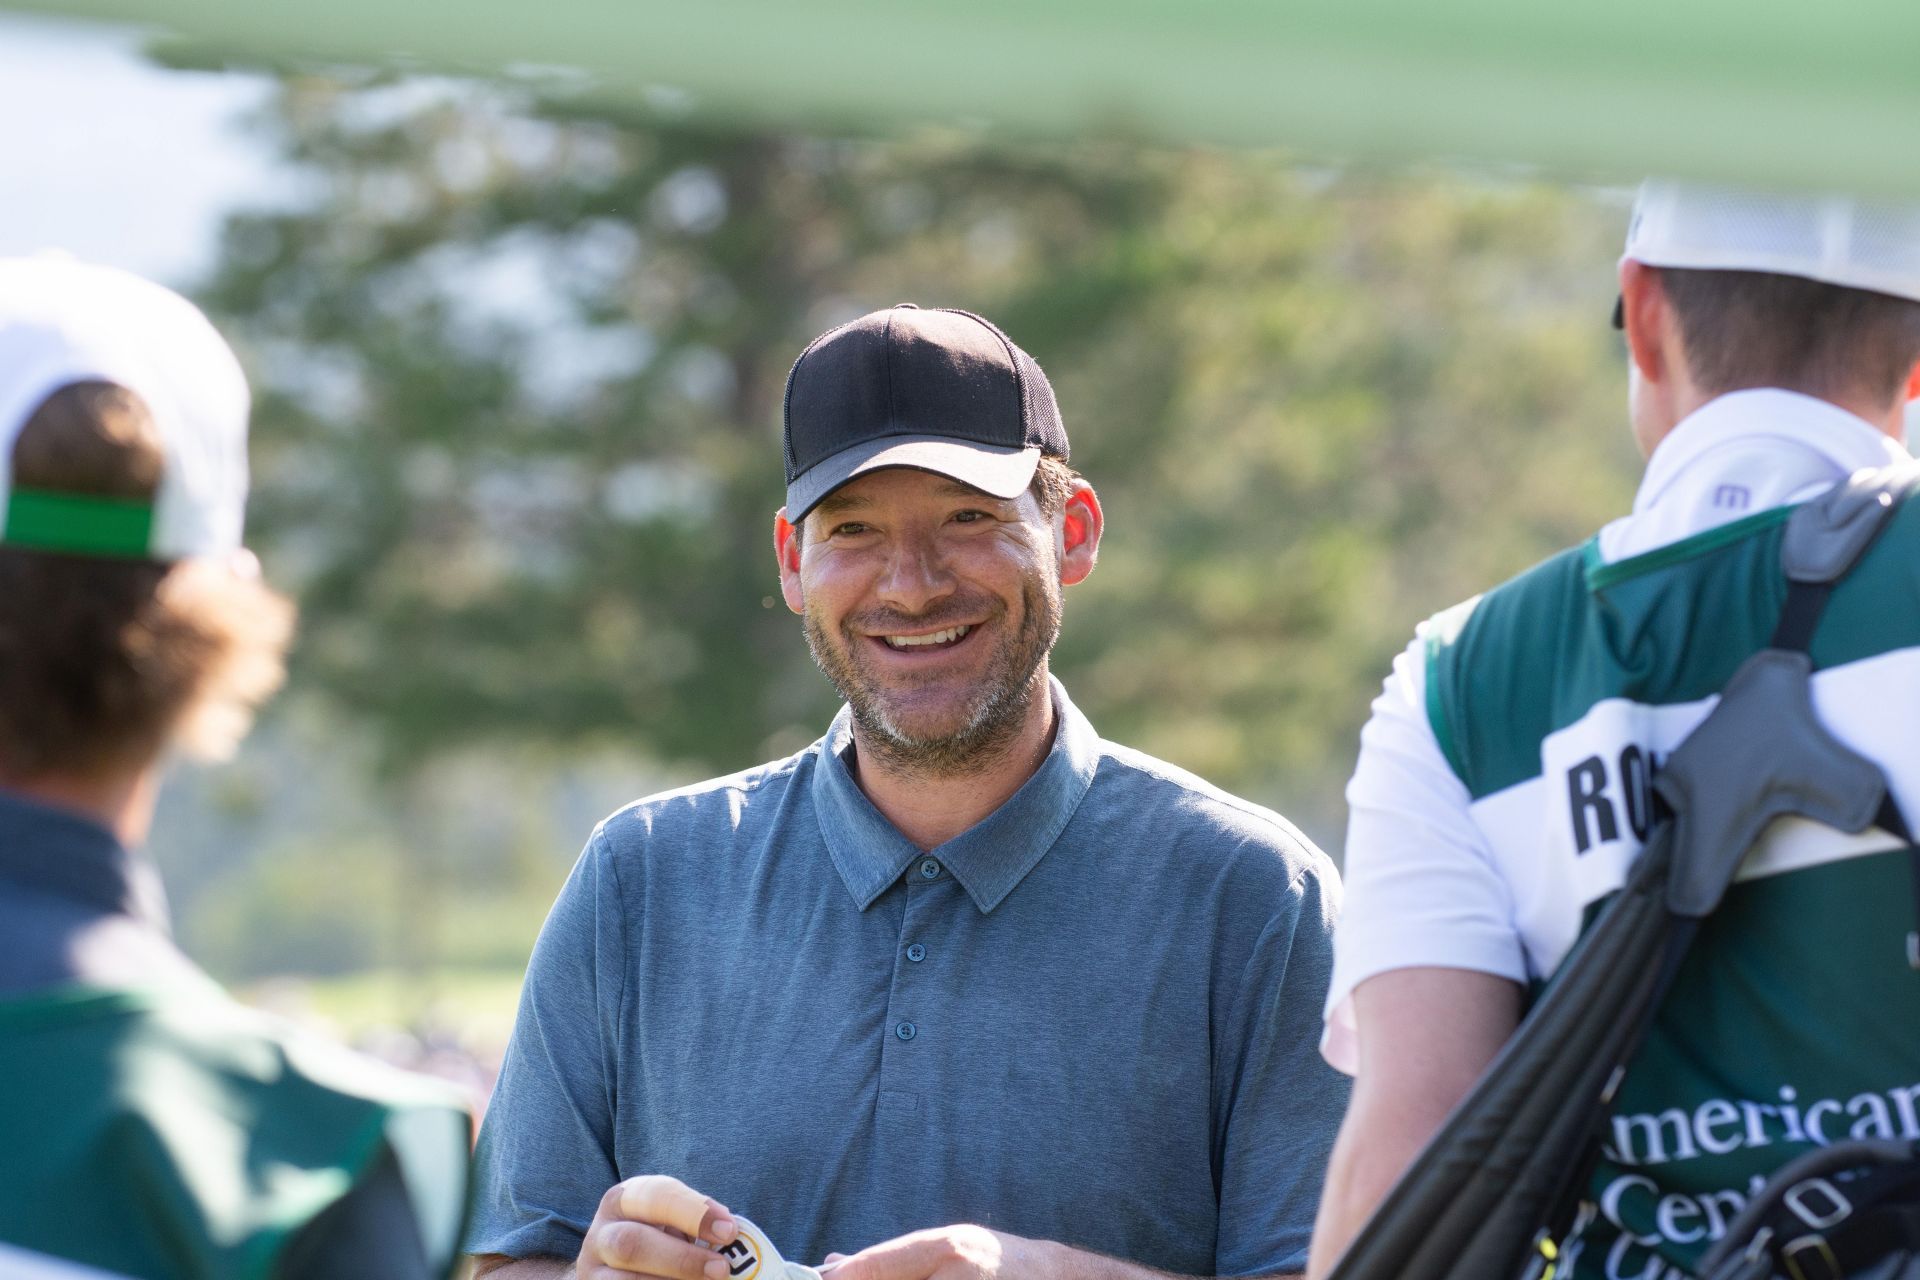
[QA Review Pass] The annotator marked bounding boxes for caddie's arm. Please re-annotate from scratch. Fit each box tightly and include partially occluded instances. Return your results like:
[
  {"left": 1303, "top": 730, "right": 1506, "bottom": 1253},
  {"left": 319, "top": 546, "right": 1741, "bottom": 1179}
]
[
  {"left": 821, "top": 1225, "right": 1302, "bottom": 1280},
  {"left": 1302, "top": 966, "right": 1521, "bottom": 1280},
  {"left": 473, "top": 1175, "right": 740, "bottom": 1280}
]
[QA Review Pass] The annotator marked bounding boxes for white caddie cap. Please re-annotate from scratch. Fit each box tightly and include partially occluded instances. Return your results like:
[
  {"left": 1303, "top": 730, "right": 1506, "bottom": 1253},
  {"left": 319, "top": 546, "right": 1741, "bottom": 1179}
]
[
  {"left": 1625, "top": 179, "right": 1920, "bottom": 304},
  {"left": 0, "top": 255, "right": 250, "bottom": 561}
]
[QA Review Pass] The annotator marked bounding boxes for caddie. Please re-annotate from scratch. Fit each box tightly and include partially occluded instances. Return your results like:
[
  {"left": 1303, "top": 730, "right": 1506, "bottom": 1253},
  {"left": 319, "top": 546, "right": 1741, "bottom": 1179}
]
[
  {"left": 468, "top": 304, "right": 1349, "bottom": 1280},
  {"left": 0, "top": 256, "right": 472, "bottom": 1279},
  {"left": 1306, "top": 182, "right": 1920, "bottom": 1280}
]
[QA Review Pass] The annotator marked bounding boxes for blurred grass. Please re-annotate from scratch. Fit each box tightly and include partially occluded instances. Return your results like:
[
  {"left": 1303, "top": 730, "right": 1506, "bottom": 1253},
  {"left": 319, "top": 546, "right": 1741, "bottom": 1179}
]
[{"left": 236, "top": 965, "right": 526, "bottom": 1053}]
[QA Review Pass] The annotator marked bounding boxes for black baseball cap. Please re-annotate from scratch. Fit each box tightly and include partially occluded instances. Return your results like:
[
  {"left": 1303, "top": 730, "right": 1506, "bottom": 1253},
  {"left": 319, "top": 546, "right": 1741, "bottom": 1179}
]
[{"left": 782, "top": 304, "right": 1069, "bottom": 520}]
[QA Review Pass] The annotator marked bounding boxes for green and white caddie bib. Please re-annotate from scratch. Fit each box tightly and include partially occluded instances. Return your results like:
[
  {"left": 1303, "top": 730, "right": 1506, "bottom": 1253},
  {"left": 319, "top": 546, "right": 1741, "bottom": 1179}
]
[
  {"left": 1421, "top": 495, "right": 1920, "bottom": 1280},
  {"left": 0, "top": 984, "right": 471, "bottom": 1280}
]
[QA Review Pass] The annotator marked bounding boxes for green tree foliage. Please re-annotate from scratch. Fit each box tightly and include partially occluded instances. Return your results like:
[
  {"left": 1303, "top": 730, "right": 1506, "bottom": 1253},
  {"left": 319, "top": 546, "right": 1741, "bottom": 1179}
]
[{"left": 201, "top": 74, "right": 1640, "bottom": 838}]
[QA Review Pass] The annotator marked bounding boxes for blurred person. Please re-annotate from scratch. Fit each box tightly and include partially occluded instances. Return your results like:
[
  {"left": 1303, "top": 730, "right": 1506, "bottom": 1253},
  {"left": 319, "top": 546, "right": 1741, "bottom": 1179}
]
[
  {"left": 469, "top": 305, "right": 1348, "bottom": 1280},
  {"left": 0, "top": 256, "right": 471, "bottom": 1279},
  {"left": 1308, "top": 183, "right": 1920, "bottom": 1279}
]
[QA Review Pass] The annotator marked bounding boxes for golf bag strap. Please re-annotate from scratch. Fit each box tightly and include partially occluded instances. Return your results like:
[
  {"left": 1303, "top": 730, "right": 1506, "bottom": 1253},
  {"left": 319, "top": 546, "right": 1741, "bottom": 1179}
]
[
  {"left": 1780, "top": 461, "right": 1920, "bottom": 970},
  {"left": 1662, "top": 463, "right": 1920, "bottom": 920},
  {"left": 1775, "top": 461, "right": 1920, "bottom": 647},
  {"left": 1769, "top": 581, "right": 1831, "bottom": 654}
]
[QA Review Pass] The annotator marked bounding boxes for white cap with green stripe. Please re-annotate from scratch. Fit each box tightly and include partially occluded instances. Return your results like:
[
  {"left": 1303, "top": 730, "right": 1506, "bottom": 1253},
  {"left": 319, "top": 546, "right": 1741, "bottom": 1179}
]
[{"left": 0, "top": 255, "right": 249, "bottom": 561}]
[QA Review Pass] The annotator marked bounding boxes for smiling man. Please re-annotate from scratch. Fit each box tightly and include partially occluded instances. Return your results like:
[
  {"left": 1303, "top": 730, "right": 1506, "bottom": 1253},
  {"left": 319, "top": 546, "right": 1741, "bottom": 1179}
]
[{"left": 467, "top": 305, "right": 1348, "bottom": 1280}]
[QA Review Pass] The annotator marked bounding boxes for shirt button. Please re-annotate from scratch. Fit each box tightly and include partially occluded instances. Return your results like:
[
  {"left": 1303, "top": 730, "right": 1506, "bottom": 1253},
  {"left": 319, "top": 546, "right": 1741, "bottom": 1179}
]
[
  {"left": 918, "top": 858, "right": 941, "bottom": 880},
  {"left": 896, "top": 1021, "right": 917, "bottom": 1041},
  {"left": 906, "top": 943, "right": 926, "bottom": 963}
]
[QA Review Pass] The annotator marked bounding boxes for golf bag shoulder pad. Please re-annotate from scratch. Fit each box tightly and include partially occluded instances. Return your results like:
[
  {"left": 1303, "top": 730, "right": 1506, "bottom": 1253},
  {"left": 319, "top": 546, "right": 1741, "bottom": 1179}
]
[
  {"left": 1783, "top": 460, "right": 1920, "bottom": 586},
  {"left": 1658, "top": 649, "right": 1890, "bottom": 918}
]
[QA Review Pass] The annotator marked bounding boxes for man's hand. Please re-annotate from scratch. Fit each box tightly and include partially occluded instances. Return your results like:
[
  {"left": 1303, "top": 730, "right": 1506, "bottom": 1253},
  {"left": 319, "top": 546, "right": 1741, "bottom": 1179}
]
[
  {"left": 576, "top": 1175, "right": 740, "bottom": 1280},
  {"left": 821, "top": 1226, "right": 1051, "bottom": 1280}
]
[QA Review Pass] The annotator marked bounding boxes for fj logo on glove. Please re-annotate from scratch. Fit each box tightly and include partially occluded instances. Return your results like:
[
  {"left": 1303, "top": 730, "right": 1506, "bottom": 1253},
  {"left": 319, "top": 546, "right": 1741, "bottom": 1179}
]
[
  {"left": 719, "top": 1215, "right": 821, "bottom": 1280},
  {"left": 718, "top": 1237, "right": 761, "bottom": 1279}
]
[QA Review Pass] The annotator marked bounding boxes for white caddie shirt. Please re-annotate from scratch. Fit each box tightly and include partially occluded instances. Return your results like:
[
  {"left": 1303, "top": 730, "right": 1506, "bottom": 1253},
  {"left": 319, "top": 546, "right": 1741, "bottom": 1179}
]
[{"left": 1323, "top": 388, "right": 1912, "bottom": 1074}]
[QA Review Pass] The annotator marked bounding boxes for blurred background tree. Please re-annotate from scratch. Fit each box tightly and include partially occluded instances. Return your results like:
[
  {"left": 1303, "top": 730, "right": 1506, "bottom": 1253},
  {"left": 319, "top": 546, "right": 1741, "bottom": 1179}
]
[{"left": 152, "top": 67, "right": 1643, "bottom": 1039}]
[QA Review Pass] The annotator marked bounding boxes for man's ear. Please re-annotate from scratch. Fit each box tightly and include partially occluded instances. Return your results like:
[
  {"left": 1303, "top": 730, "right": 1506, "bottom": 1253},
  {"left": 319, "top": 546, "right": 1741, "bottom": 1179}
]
[
  {"left": 1619, "top": 258, "right": 1671, "bottom": 386},
  {"left": 1058, "top": 483, "right": 1103, "bottom": 587},
  {"left": 1905, "top": 358, "right": 1920, "bottom": 403},
  {"left": 774, "top": 508, "right": 806, "bottom": 614}
]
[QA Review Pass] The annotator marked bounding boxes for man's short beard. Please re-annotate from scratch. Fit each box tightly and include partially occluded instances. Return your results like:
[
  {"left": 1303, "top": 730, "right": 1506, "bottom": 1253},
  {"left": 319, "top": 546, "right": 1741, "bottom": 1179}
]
[{"left": 804, "top": 577, "right": 1060, "bottom": 779}]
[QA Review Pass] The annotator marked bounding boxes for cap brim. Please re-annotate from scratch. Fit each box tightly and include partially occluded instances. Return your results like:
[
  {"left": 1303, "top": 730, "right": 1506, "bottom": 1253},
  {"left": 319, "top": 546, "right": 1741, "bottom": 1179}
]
[{"left": 786, "top": 435, "right": 1042, "bottom": 520}]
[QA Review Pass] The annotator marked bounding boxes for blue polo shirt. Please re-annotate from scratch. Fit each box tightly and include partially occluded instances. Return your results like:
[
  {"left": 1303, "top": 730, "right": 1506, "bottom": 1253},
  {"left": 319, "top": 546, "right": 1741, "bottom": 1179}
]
[{"left": 469, "top": 680, "right": 1346, "bottom": 1276}]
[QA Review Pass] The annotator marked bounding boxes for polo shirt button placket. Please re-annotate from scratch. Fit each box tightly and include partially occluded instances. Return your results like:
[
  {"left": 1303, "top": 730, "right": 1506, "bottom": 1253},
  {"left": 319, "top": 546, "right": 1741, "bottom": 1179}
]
[{"left": 893, "top": 861, "right": 943, "bottom": 1051}]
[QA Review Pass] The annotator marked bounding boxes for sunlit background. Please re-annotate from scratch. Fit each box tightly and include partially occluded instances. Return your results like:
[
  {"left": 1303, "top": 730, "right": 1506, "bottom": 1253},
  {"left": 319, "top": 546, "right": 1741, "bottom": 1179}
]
[{"left": 0, "top": 10, "right": 1659, "bottom": 1110}]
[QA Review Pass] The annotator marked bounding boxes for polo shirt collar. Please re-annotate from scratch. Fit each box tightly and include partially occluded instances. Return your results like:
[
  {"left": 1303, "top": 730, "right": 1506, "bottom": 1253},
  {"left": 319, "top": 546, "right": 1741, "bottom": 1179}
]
[
  {"left": 0, "top": 786, "right": 170, "bottom": 932},
  {"left": 811, "top": 677, "right": 1100, "bottom": 914},
  {"left": 1636, "top": 388, "right": 1906, "bottom": 517},
  {"left": 1593, "top": 388, "right": 1912, "bottom": 564}
]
